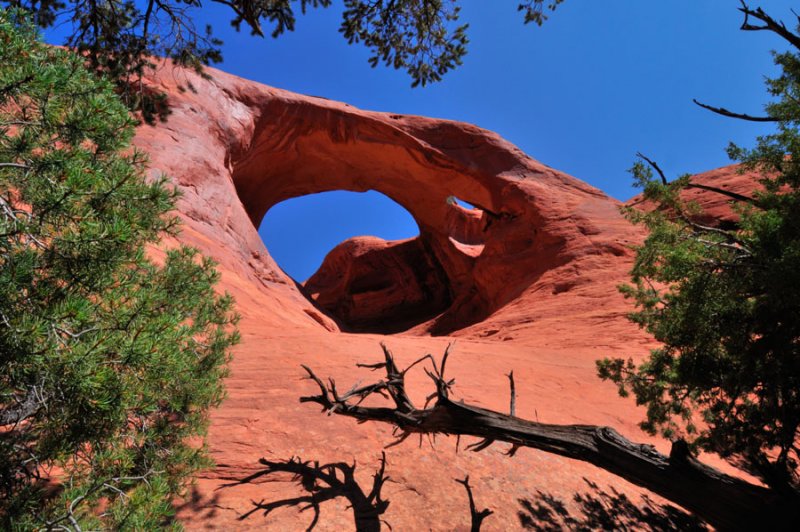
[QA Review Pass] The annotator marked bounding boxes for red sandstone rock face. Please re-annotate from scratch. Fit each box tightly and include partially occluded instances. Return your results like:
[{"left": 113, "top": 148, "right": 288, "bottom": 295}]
[
  {"left": 137, "top": 60, "right": 642, "bottom": 340},
  {"left": 304, "top": 236, "right": 452, "bottom": 333},
  {"left": 626, "top": 165, "right": 765, "bottom": 227},
  {"left": 132, "top": 62, "right": 754, "bottom": 529}
]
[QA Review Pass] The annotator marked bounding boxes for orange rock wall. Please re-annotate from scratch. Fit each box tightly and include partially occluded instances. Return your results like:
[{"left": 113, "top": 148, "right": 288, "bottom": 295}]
[{"left": 131, "top": 61, "right": 750, "bottom": 530}]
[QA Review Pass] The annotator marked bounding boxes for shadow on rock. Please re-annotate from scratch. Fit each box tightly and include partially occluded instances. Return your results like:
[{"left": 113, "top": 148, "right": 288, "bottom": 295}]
[
  {"left": 518, "top": 478, "right": 708, "bottom": 531},
  {"left": 173, "top": 485, "right": 229, "bottom": 521},
  {"left": 218, "top": 452, "right": 391, "bottom": 531}
]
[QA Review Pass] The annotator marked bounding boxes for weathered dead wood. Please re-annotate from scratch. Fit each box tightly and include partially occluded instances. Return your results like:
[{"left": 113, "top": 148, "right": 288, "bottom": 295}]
[
  {"left": 739, "top": 1, "right": 800, "bottom": 51},
  {"left": 0, "top": 388, "right": 41, "bottom": 425},
  {"left": 636, "top": 152, "right": 668, "bottom": 185},
  {"left": 692, "top": 98, "right": 777, "bottom": 123},
  {"left": 300, "top": 344, "right": 799, "bottom": 530},
  {"left": 685, "top": 182, "right": 762, "bottom": 207}
]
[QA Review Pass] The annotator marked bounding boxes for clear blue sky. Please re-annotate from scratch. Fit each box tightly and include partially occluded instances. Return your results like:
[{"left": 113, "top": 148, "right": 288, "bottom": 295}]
[{"left": 44, "top": 1, "right": 796, "bottom": 281}]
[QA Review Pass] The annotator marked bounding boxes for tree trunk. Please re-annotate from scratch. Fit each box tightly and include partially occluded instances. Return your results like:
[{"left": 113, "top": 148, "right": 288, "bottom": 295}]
[
  {"left": 300, "top": 346, "right": 800, "bottom": 530},
  {"left": 414, "top": 397, "right": 794, "bottom": 530}
]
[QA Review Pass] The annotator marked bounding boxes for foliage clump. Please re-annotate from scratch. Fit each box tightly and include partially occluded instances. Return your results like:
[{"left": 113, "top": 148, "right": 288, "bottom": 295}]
[
  {"left": 599, "top": 5, "right": 800, "bottom": 495},
  {"left": 1, "top": 1, "right": 562, "bottom": 120},
  {"left": 0, "top": 10, "right": 238, "bottom": 528}
]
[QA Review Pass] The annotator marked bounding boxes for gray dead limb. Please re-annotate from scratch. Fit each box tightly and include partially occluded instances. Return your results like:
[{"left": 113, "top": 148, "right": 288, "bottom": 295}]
[{"left": 300, "top": 345, "right": 799, "bottom": 530}]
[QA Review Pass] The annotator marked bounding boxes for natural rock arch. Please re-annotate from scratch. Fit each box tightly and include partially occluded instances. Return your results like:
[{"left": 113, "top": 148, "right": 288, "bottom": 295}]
[
  {"left": 136, "top": 64, "right": 639, "bottom": 339},
  {"left": 229, "top": 106, "right": 498, "bottom": 333},
  {"left": 220, "top": 96, "right": 633, "bottom": 335},
  {"left": 260, "top": 191, "right": 447, "bottom": 334},
  {"left": 132, "top": 62, "right": 713, "bottom": 531}
]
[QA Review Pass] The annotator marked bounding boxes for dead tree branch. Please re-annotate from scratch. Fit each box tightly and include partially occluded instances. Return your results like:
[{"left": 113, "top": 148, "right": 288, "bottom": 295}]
[
  {"left": 637, "top": 152, "right": 762, "bottom": 208},
  {"left": 692, "top": 98, "right": 777, "bottom": 122},
  {"left": 636, "top": 152, "right": 668, "bottom": 185},
  {"left": 0, "top": 388, "right": 43, "bottom": 426},
  {"left": 507, "top": 371, "right": 516, "bottom": 417},
  {"left": 300, "top": 346, "right": 799, "bottom": 530},
  {"left": 739, "top": 1, "right": 800, "bottom": 51},
  {"left": 684, "top": 182, "right": 762, "bottom": 208},
  {"left": 685, "top": 3, "right": 800, "bottom": 132},
  {"left": 0, "top": 162, "right": 29, "bottom": 170}
]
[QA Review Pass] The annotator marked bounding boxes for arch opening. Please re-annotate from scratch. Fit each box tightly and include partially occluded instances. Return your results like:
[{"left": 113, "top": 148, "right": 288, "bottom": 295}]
[
  {"left": 226, "top": 104, "right": 512, "bottom": 336},
  {"left": 445, "top": 195, "right": 486, "bottom": 257},
  {"left": 259, "top": 190, "right": 454, "bottom": 334},
  {"left": 259, "top": 190, "right": 419, "bottom": 282},
  {"left": 447, "top": 196, "right": 477, "bottom": 211}
]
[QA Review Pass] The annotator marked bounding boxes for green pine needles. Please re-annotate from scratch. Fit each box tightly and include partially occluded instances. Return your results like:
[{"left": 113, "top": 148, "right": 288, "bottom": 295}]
[
  {"left": 598, "top": 6, "right": 800, "bottom": 496},
  {"left": 0, "top": 9, "right": 238, "bottom": 528},
  {"left": 1, "top": 1, "right": 563, "bottom": 120}
]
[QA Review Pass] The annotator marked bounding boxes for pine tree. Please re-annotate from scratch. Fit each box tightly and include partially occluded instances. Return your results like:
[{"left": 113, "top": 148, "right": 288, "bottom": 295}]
[
  {"left": 297, "top": 5, "right": 800, "bottom": 527},
  {"left": 0, "top": 10, "right": 238, "bottom": 528},
  {"left": 598, "top": 1, "right": 800, "bottom": 500},
  {"left": 2, "top": 1, "right": 562, "bottom": 120}
]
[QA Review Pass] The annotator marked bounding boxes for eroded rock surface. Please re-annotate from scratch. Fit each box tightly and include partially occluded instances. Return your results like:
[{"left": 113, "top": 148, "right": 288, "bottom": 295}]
[
  {"left": 626, "top": 164, "right": 765, "bottom": 228},
  {"left": 132, "top": 61, "right": 752, "bottom": 530},
  {"left": 304, "top": 236, "right": 452, "bottom": 333}
]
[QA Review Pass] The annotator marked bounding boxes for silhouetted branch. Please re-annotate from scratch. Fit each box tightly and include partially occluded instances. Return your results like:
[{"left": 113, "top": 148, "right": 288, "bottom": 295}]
[
  {"left": 300, "top": 346, "right": 799, "bottom": 530},
  {"left": 212, "top": 0, "right": 266, "bottom": 36},
  {"left": 637, "top": 152, "right": 762, "bottom": 208},
  {"left": 739, "top": 1, "right": 800, "bottom": 51},
  {"left": 686, "top": 1, "right": 800, "bottom": 138},
  {"left": 455, "top": 476, "right": 493, "bottom": 531},
  {"left": 685, "top": 182, "right": 762, "bottom": 208},
  {"left": 224, "top": 454, "right": 391, "bottom": 531},
  {"left": 636, "top": 152, "right": 667, "bottom": 185},
  {"left": 692, "top": 98, "right": 777, "bottom": 122}
]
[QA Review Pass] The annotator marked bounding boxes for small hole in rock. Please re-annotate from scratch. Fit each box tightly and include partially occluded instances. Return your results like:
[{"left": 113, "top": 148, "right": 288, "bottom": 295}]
[
  {"left": 447, "top": 195, "right": 478, "bottom": 210},
  {"left": 445, "top": 195, "right": 486, "bottom": 255}
]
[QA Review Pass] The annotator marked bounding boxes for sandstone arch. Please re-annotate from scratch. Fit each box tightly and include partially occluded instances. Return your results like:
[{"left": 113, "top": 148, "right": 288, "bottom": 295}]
[
  {"left": 260, "top": 191, "right": 447, "bottom": 334},
  {"left": 228, "top": 102, "right": 502, "bottom": 333},
  {"left": 186, "top": 85, "right": 635, "bottom": 335},
  {"left": 133, "top": 63, "right": 730, "bottom": 530},
  {"left": 136, "top": 65, "right": 641, "bottom": 341}
]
